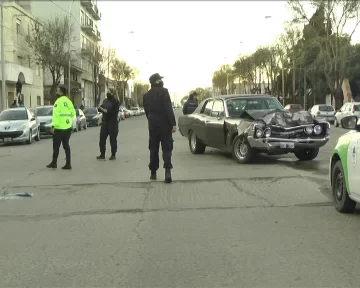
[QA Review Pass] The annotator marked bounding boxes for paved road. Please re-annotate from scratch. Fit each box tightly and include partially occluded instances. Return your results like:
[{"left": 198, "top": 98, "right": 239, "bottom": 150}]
[{"left": 0, "top": 112, "right": 359, "bottom": 287}]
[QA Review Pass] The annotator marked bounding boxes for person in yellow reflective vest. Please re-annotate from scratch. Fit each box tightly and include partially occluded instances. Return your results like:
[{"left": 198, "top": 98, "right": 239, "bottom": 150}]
[{"left": 46, "top": 86, "right": 76, "bottom": 170}]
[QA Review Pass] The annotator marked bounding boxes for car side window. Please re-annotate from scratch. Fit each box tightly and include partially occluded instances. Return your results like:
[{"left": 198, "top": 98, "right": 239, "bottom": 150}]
[
  {"left": 211, "top": 100, "right": 224, "bottom": 117},
  {"left": 202, "top": 100, "right": 214, "bottom": 116}
]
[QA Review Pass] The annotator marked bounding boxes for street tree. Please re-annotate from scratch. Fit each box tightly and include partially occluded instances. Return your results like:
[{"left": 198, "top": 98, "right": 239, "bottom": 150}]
[
  {"left": 212, "top": 65, "right": 235, "bottom": 95},
  {"left": 288, "top": 0, "right": 360, "bottom": 107},
  {"left": 26, "top": 16, "right": 73, "bottom": 103}
]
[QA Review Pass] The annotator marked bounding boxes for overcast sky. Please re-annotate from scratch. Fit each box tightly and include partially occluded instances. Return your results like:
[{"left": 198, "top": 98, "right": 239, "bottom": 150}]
[{"left": 97, "top": 1, "right": 360, "bottom": 102}]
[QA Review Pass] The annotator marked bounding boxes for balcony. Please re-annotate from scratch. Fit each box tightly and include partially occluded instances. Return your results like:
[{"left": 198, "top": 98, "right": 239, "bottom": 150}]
[
  {"left": 81, "top": 43, "right": 95, "bottom": 56},
  {"left": 96, "top": 31, "right": 101, "bottom": 41},
  {"left": 81, "top": 22, "right": 94, "bottom": 35},
  {"left": 81, "top": 0, "right": 101, "bottom": 20}
]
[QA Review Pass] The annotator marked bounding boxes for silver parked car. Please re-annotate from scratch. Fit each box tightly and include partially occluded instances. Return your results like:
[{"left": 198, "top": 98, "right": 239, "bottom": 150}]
[
  {"left": 76, "top": 108, "right": 87, "bottom": 131},
  {"left": 334, "top": 102, "right": 360, "bottom": 127},
  {"left": 83, "top": 107, "right": 102, "bottom": 126},
  {"left": 35, "top": 105, "right": 53, "bottom": 135},
  {"left": 310, "top": 104, "right": 336, "bottom": 123},
  {"left": 0, "top": 107, "right": 40, "bottom": 144}
]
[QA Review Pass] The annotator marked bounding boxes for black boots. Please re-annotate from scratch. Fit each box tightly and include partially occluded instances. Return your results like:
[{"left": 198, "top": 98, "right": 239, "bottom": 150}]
[
  {"left": 109, "top": 154, "right": 116, "bottom": 160},
  {"left": 96, "top": 153, "right": 105, "bottom": 160},
  {"left": 46, "top": 159, "right": 71, "bottom": 169},
  {"left": 62, "top": 159, "right": 72, "bottom": 170},
  {"left": 165, "top": 169, "right": 172, "bottom": 183},
  {"left": 150, "top": 171, "right": 157, "bottom": 180},
  {"left": 46, "top": 161, "right": 57, "bottom": 168}
]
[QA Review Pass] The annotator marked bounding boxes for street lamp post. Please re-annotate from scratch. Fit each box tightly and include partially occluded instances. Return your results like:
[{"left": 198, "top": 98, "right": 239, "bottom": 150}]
[
  {"left": 1, "top": 0, "right": 6, "bottom": 110},
  {"left": 67, "top": 0, "right": 74, "bottom": 98}
]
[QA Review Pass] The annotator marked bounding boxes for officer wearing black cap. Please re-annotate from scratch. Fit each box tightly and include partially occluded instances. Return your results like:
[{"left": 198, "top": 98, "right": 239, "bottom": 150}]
[
  {"left": 143, "top": 73, "right": 176, "bottom": 183},
  {"left": 182, "top": 91, "right": 199, "bottom": 115},
  {"left": 96, "top": 91, "right": 120, "bottom": 160}
]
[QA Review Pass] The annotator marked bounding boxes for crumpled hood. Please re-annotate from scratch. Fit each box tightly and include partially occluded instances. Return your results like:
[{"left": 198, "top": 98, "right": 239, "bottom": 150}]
[{"left": 244, "top": 110, "right": 314, "bottom": 127}]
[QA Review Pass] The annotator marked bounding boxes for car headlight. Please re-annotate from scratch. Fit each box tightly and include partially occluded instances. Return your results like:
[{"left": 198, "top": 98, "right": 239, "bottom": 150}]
[
  {"left": 313, "top": 125, "right": 322, "bottom": 135},
  {"left": 304, "top": 126, "right": 313, "bottom": 134},
  {"left": 255, "top": 129, "right": 263, "bottom": 138},
  {"left": 264, "top": 128, "right": 271, "bottom": 138}
]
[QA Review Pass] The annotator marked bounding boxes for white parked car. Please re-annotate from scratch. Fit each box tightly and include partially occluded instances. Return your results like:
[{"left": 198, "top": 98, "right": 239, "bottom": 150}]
[
  {"left": 130, "top": 107, "right": 141, "bottom": 116},
  {"left": 310, "top": 104, "right": 336, "bottom": 124},
  {"left": 334, "top": 102, "right": 360, "bottom": 127},
  {"left": 0, "top": 107, "right": 40, "bottom": 144}
]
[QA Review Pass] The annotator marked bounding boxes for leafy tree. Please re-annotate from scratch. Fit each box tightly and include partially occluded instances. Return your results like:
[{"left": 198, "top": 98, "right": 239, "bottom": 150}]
[
  {"left": 133, "top": 82, "right": 149, "bottom": 106},
  {"left": 111, "top": 58, "right": 137, "bottom": 106},
  {"left": 26, "top": 16, "right": 73, "bottom": 103},
  {"left": 288, "top": 0, "right": 360, "bottom": 107}
]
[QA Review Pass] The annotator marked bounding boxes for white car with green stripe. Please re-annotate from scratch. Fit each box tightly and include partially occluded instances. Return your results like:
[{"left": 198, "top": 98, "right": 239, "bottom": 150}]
[{"left": 330, "top": 115, "right": 360, "bottom": 213}]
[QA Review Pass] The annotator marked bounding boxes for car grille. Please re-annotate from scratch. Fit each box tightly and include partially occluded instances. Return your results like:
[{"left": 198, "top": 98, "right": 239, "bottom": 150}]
[
  {"left": 0, "top": 131, "right": 23, "bottom": 138},
  {"left": 270, "top": 127, "right": 310, "bottom": 139}
]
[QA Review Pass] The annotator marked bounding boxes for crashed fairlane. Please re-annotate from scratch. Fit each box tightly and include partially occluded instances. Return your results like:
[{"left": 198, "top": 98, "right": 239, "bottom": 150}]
[{"left": 178, "top": 94, "right": 330, "bottom": 163}]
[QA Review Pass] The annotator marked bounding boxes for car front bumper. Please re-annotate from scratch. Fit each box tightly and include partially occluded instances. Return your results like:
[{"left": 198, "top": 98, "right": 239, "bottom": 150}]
[
  {"left": 315, "top": 116, "right": 335, "bottom": 122},
  {"left": 248, "top": 135, "right": 330, "bottom": 152},
  {"left": 87, "top": 118, "right": 100, "bottom": 126},
  {"left": 40, "top": 124, "right": 52, "bottom": 135},
  {"left": 0, "top": 128, "right": 31, "bottom": 143}
]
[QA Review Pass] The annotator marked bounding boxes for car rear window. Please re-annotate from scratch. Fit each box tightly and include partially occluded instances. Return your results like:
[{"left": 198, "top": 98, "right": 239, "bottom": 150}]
[
  {"left": 319, "top": 105, "right": 334, "bottom": 112},
  {"left": 355, "top": 105, "right": 360, "bottom": 111}
]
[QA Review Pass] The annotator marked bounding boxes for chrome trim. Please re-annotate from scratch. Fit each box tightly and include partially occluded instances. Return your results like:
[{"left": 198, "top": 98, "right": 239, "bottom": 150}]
[
  {"left": 264, "top": 136, "right": 329, "bottom": 143},
  {"left": 248, "top": 135, "right": 330, "bottom": 149}
]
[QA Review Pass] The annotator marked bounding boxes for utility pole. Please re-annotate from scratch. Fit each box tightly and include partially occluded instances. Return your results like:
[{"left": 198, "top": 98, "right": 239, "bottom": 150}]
[
  {"left": 1, "top": 0, "right": 6, "bottom": 110},
  {"left": 67, "top": 0, "right": 74, "bottom": 99},
  {"left": 303, "top": 67, "right": 306, "bottom": 110}
]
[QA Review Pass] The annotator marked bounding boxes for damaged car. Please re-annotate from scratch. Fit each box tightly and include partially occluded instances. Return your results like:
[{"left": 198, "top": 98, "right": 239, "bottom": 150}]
[{"left": 177, "top": 94, "right": 330, "bottom": 163}]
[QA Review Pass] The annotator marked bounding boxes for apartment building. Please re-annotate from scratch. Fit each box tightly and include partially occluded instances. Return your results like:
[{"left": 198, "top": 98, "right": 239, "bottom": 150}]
[
  {"left": 31, "top": 0, "right": 102, "bottom": 107},
  {"left": 0, "top": 0, "right": 44, "bottom": 110}
]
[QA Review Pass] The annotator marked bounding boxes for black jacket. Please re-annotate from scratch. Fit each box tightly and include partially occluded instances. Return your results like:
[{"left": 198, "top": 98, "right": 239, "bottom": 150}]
[
  {"left": 98, "top": 98, "right": 119, "bottom": 123},
  {"left": 143, "top": 87, "right": 176, "bottom": 129},
  {"left": 183, "top": 98, "right": 198, "bottom": 115}
]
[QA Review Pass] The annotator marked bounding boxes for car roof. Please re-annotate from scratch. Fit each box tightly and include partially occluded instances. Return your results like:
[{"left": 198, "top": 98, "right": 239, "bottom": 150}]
[
  {"left": 35, "top": 105, "right": 53, "bottom": 108},
  {"left": 348, "top": 102, "right": 360, "bottom": 105},
  {"left": 5, "top": 107, "right": 27, "bottom": 111},
  {"left": 212, "top": 94, "right": 276, "bottom": 100}
]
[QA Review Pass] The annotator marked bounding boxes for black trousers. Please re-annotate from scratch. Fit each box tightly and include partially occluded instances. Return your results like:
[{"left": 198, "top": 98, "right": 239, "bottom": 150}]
[
  {"left": 99, "top": 121, "right": 118, "bottom": 155},
  {"left": 148, "top": 126, "right": 173, "bottom": 171},
  {"left": 52, "top": 128, "right": 72, "bottom": 162}
]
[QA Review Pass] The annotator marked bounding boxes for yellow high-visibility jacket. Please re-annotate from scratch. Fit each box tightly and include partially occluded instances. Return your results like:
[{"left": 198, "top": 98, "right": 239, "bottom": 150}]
[{"left": 51, "top": 95, "right": 76, "bottom": 130}]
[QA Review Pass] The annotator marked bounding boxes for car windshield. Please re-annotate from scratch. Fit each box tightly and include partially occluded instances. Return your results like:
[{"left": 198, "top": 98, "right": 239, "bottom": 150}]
[
  {"left": 35, "top": 107, "right": 53, "bottom": 116},
  {"left": 319, "top": 105, "right": 334, "bottom": 112},
  {"left": 291, "top": 104, "right": 303, "bottom": 109},
  {"left": 226, "top": 97, "right": 283, "bottom": 117},
  {"left": 83, "top": 108, "right": 97, "bottom": 115},
  {"left": 0, "top": 110, "right": 28, "bottom": 121}
]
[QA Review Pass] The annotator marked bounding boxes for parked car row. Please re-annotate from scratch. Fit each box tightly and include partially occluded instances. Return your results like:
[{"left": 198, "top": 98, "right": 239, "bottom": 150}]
[{"left": 0, "top": 105, "right": 145, "bottom": 145}]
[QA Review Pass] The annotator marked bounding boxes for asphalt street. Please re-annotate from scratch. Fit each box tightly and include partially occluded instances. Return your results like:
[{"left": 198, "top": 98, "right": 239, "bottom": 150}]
[{"left": 1, "top": 111, "right": 359, "bottom": 287}]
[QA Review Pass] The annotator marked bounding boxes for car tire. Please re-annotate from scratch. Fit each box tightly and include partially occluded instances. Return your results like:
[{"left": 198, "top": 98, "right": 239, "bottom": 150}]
[
  {"left": 332, "top": 160, "right": 356, "bottom": 213},
  {"left": 232, "top": 135, "right": 253, "bottom": 163},
  {"left": 26, "top": 130, "right": 32, "bottom": 144},
  {"left": 294, "top": 148, "right": 319, "bottom": 161},
  {"left": 334, "top": 117, "right": 339, "bottom": 127},
  {"left": 35, "top": 129, "right": 40, "bottom": 141},
  {"left": 189, "top": 130, "right": 206, "bottom": 154}
]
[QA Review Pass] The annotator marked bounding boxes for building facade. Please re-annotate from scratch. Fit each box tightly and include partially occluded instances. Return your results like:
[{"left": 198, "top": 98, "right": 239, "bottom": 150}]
[
  {"left": 0, "top": 0, "right": 44, "bottom": 110},
  {"left": 30, "top": 0, "right": 102, "bottom": 107}
]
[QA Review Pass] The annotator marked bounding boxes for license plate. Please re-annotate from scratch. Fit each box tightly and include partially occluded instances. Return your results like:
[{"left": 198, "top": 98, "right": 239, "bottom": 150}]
[
  {"left": 280, "top": 142, "right": 294, "bottom": 149},
  {"left": 4, "top": 137, "right": 12, "bottom": 142}
]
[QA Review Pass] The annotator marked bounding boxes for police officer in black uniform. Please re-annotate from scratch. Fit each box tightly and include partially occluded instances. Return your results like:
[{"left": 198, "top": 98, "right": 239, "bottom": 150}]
[
  {"left": 96, "top": 91, "right": 120, "bottom": 160},
  {"left": 143, "top": 73, "right": 176, "bottom": 183},
  {"left": 182, "top": 91, "right": 199, "bottom": 115}
]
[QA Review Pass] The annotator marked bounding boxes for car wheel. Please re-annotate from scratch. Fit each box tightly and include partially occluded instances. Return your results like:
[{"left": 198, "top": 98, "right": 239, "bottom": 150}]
[
  {"left": 332, "top": 160, "right": 356, "bottom": 213},
  {"left": 232, "top": 135, "right": 253, "bottom": 163},
  {"left": 26, "top": 130, "right": 32, "bottom": 144},
  {"left": 334, "top": 117, "right": 339, "bottom": 127},
  {"left": 189, "top": 130, "right": 206, "bottom": 154},
  {"left": 294, "top": 148, "right": 319, "bottom": 161},
  {"left": 35, "top": 129, "right": 40, "bottom": 141}
]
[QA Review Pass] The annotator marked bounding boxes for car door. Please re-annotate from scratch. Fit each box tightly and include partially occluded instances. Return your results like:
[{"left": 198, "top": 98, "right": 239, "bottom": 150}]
[
  {"left": 337, "top": 103, "right": 348, "bottom": 122},
  {"left": 196, "top": 99, "right": 214, "bottom": 142},
  {"left": 205, "top": 100, "right": 226, "bottom": 149},
  {"left": 28, "top": 109, "right": 37, "bottom": 135},
  {"left": 346, "top": 131, "right": 360, "bottom": 199}
]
